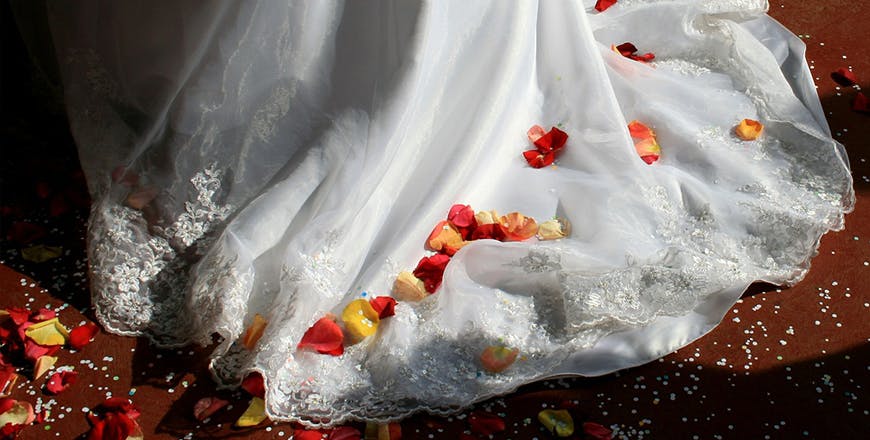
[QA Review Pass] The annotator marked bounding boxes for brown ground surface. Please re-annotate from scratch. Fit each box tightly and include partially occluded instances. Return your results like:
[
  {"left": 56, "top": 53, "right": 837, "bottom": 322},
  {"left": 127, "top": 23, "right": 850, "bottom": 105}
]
[{"left": 1, "top": 1, "right": 868, "bottom": 439}]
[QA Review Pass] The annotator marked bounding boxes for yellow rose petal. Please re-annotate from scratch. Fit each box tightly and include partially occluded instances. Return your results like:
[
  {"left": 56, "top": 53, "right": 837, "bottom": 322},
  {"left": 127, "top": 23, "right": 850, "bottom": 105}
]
[
  {"left": 341, "top": 299, "right": 380, "bottom": 341},
  {"left": 0, "top": 400, "right": 35, "bottom": 428},
  {"left": 24, "top": 318, "right": 69, "bottom": 346},
  {"left": 538, "top": 409, "right": 574, "bottom": 437},
  {"left": 474, "top": 210, "right": 500, "bottom": 226},
  {"left": 235, "top": 397, "right": 267, "bottom": 428},
  {"left": 480, "top": 346, "right": 519, "bottom": 373},
  {"left": 392, "top": 271, "right": 427, "bottom": 302},
  {"left": 34, "top": 355, "right": 57, "bottom": 380},
  {"left": 537, "top": 218, "right": 571, "bottom": 241},
  {"left": 735, "top": 118, "right": 763, "bottom": 140},
  {"left": 20, "top": 245, "right": 63, "bottom": 263}
]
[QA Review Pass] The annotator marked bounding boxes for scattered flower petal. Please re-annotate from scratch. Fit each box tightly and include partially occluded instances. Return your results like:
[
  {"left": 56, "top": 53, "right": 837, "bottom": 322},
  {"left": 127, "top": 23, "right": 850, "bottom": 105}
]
[
  {"left": 298, "top": 317, "right": 345, "bottom": 356},
  {"left": 23, "top": 340, "right": 60, "bottom": 363},
  {"left": 234, "top": 397, "right": 268, "bottom": 428},
  {"left": 20, "top": 244, "right": 63, "bottom": 263},
  {"left": 69, "top": 322, "right": 100, "bottom": 350},
  {"left": 831, "top": 68, "right": 857, "bottom": 87},
  {"left": 342, "top": 299, "right": 381, "bottom": 341},
  {"left": 0, "top": 367, "right": 19, "bottom": 398},
  {"left": 45, "top": 370, "right": 78, "bottom": 395},
  {"left": 470, "top": 223, "right": 506, "bottom": 241},
  {"left": 33, "top": 355, "right": 57, "bottom": 380},
  {"left": 111, "top": 166, "right": 140, "bottom": 187},
  {"left": 595, "top": 0, "right": 617, "bottom": 12},
  {"left": 329, "top": 426, "right": 362, "bottom": 440},
  {"left": 480, "top": 346, "right": 519, "bottom": 373},
  {"left": 125, "top": 186, "right": 158, "bottom": 210},
  {"left": 527, "top": 125, "right": 546, "bottom": 143},
  {"left": 365, "top": 422, "right": 402, "bottom": 440},
  {"left": 295, "top": 430, "right": 327, "bottom": 440},
  {"left": 447, "top": 204, "right": 478, "bottom": 239},
  {"left": 0, "top": 399, "right": 35, "bottom": 426},
  {"left": 523, "top": 150, "right": 555, "bottom": 168},
  {"left": 634, "top": 137, "right": 662, "bottom": 164},
  {"left": 583, "top": 422, "right": 613, "bottom": 440},
  {"left": 537, "top": 409, "right": 575, "bottom": 437},
  {"left": 537, "top": 218, "right": 570, "bottom": 240},
  {"left": 193, "top": 397, "right": 230, "bottom": 422},
  {"left": 241, "top": 373, "right": 265, "bottom": 398},
  {"left": 614, "top": 42, "right": 655, "bottom": 62},
  {"left": 533, "top": 127, "right": 569, "bottom": 153},
  {"left": 498, "top": 212, "right": 538, "bottom": 241},
  {"left": 473, "top": 210, "right": 500, "bottom": 226},
  {"left": 627, "top": 120, "right": 661, "bottom": 164},
  {"left": 392, "top": 272, "right": 428, "bottom": 302},
  {"left": 426, "top": 220, "right": 466, "bottom": 256},
  {"left": 369, "top": 296, "right": 397, "bottom": 319},
  {"left": 468, "top": 411, "right": 506, "bottom": 436},
  {"left": 735, "top": 118, "right": 764, "bottom": 141},
  {"left": 241, "top": 314, "right": 268, "bottom": 350},
  {"left": 413, "top": 254, "right": 451, "bottom": 293},
  {"left": 24, "top": 318, "right": 69, "bottom": 346},
  {"left": 853, "top": 92, "right": 870, "bottom": 113}
]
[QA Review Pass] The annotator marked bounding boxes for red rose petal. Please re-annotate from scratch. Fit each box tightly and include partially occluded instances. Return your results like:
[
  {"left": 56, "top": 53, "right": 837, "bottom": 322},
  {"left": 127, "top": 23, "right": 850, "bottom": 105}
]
[
  {"left": 412, "top": 254, "right": 451, "bottom": 293},
  {"left": 533, "top": 127, "right": 569, "bottom": 153},
  {"left": 523, "top": 150, "right": 555, "bottom": 168},
  {"left": 23, "top": 340, "right": 60, "bottom": 363},
  {"left": 31, "top": 308, "right": 56, "bottom": 322},
  {"left": 69, "top": 322, "right": 100, "bottom": 350},
  {"left": 831, "top": 68, "right": 858, "bottom": 87},
  {"left": 193, "top": 397, "right": 230, "bottom": 421},
  {"left": 45, "top": 370, "right": 78, "bottom": 395},
  {"left": 470, "top": 223, "right": 506, "bottom": 241},
  {"left": 100, "top": 397, "right": 140, "bottom": 420},
  {"left": 0, "top": 398, "right": 14, "bottom": 414},
  {"left": 615, "top": 42, "right": 638, "bottom": 57},
  {"left": 297, "top": 318, "right": 345, "bottom": 356},
  {"left": 295, "top": 430, "right": 327, "bottom": 440},
  {"left": 447, "top": 204, "right": 478, "bottom": 239},
  {"left": 369, "top": 296, "right": 397, "bottom": 319},
  {"left": 853, "top": 92, "right": 870, "bottom": 113},
  {"left": 616, "top": 42, "right": 655, "bottom": 63},
  {"left": 241, "top": 373, "right": 266, "bottom": 398},
  {"left": 583, "top": 422, "right": 613, "bottom": 440},
  {"left": 5, "top": 308, "right": 31, "bottom": 326},
  {"left": 329, "top": 426, "right": 362, "bottom": 440},
  {"left": 595, "top": 0, "right": 617, "bottom": 12},
  {"left": 468, "top": 411, "right": 506, "bottom": 436}
]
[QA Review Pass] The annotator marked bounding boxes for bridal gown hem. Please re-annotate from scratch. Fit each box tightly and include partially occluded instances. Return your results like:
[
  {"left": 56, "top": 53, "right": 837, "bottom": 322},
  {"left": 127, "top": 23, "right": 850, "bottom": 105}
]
[{"left": 45, "top": 0, "right": 853, "bottom": 427}]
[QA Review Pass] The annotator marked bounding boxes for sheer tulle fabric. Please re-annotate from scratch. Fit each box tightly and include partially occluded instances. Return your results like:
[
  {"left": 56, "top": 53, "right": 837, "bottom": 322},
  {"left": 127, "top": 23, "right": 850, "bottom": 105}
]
[{"left": 47, "top": 0, "right": 852, "bottom": 426}]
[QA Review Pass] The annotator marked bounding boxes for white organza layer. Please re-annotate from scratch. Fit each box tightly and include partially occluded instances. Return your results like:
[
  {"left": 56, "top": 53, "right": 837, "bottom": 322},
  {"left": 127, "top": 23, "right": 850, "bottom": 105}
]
[{"left": 48, "top": 0, "right": 852, "bottom": 426}]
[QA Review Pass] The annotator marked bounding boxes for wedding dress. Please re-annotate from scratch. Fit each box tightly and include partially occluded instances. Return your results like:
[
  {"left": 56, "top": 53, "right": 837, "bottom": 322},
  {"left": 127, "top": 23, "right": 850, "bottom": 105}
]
[{"left": 45, "top": 0, "right": 852, "bottom": 427}]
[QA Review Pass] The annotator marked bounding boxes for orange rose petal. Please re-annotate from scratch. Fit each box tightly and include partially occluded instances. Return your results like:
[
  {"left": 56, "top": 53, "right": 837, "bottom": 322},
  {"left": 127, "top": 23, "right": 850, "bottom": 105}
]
[
  {"left": 480, "top": 346, "right": 519, "bottom": 373},
  {"left": 241, "top": 314, "right": 268, "bottom": 350},
  {"left": 498, "top": 212, "right": 538, "bottom": 241},
  {"left": 735, "top": 118, "right": 763, "bottom": 140},
  {"left": 426, "top": 221, "right": 466, "bottom": 256},
  {"left": 627, "top": 120, "right": 655, "bottom": 139}
]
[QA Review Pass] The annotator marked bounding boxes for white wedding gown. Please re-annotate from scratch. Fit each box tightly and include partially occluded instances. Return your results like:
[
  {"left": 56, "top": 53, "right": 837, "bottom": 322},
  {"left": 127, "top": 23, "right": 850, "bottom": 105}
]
[{"left": 46, "top": 0, "right": 852, "bottom": 426}]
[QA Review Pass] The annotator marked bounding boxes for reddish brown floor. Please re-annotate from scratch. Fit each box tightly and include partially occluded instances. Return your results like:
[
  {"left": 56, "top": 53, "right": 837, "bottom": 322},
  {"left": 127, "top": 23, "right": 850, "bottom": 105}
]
[{"left": 1, "top": 1, "right": 868, "bottom": 439}]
